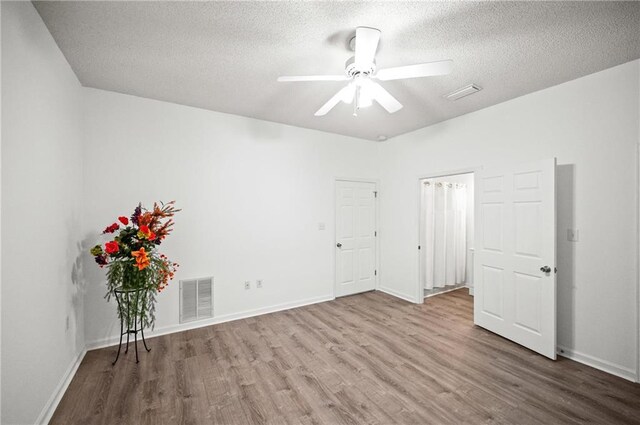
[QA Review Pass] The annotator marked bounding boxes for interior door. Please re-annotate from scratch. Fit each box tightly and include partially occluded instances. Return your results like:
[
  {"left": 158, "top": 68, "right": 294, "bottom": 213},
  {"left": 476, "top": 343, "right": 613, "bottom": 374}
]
[
  {"left": 474, "top": 158, "right": 557, "bottom": 359},
  {"left": 335, "top": 180, "right": 377, "bottom": 297}
]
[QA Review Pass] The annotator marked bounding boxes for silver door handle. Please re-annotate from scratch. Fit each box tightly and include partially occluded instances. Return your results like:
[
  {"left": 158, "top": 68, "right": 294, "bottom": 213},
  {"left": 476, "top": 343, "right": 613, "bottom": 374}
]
[
  {"left": 336, "top": 243, "right": 342, "bottom": 248},
  {"left": 540, "top": 266, "right": 551, "bottom": 273}
]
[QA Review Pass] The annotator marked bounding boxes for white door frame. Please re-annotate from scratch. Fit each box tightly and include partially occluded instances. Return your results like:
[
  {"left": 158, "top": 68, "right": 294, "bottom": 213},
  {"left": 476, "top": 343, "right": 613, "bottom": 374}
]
[
  {"left": 333, "top": 177, "right": 380, "bottom": 298},
  {"left": 415, "top": 167, "right": 481, "bottom": 304},
  {"left": 636, "top": 141, "right": 640, "bottom": 383}
]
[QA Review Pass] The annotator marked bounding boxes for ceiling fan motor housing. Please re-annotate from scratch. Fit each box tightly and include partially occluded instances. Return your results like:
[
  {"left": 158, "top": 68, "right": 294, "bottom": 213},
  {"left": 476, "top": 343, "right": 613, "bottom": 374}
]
[{"left": 345, "top": 56, "right": 376, "bottom": 78}]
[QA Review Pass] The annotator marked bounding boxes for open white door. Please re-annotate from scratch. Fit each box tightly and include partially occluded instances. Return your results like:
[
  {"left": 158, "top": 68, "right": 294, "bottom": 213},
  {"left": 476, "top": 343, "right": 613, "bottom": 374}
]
[
  {"left": 335, "top": 180, "right": 377, "bottom": 297},
  {"left": 474, "top": 158, "right": 557, "bottom": 359}
]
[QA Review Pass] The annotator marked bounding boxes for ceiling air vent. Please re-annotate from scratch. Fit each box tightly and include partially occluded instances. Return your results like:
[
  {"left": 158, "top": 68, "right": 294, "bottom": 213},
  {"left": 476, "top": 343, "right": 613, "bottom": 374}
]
[
  {"left": 180, "top": 277, "right": 213, "bottom": 323},
  {"left": 445, "top": 84, "right": 482, "bottom": 101}
]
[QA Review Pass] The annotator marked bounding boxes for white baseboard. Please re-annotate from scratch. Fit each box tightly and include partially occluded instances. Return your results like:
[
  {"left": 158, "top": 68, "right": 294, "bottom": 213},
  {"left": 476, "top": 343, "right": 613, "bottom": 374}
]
[
  {"left": 423, "top": 285, "right": 467, "bottom": 299},
  {"left": 557, "top": 345, "right": 637, "bottom": 382},
  {"left": 35, "top": 348, "right": 87, "bottom": 425},
  {"left": 467, "top": 286, "right": 474, "bottom": 296},
  {"left": 377, "top": 286, "right": 417, "bottom": 303},
  {"left": 86, "top": 294, "right": 335, "bottom": 350}
]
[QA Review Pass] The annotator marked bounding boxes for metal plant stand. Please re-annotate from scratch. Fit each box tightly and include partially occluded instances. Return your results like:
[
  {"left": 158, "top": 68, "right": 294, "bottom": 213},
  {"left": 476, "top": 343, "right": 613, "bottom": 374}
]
[{"left": 112, "top": 287, "right": 151, "bottom": 365}]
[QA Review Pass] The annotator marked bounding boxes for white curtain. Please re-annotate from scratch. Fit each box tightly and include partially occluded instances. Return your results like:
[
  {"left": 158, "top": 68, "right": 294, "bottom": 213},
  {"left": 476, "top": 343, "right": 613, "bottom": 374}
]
[{"left": 420, "top": 180, "right": 467, "bottom": 290}]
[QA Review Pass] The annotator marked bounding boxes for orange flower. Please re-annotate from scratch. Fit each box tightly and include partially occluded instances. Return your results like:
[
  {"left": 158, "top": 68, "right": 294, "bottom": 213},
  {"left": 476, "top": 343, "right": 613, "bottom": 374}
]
[
  {"left": 131, "top": 247, "right": 150, "bottom": 271},
  {"left": 138, "top": 212, "right": 153, "bottom": 227}
]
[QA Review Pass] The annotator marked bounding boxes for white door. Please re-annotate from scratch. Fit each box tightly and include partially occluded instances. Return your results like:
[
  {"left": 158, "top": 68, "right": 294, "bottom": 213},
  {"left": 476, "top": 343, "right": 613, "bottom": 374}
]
[
  {"left": 335, "top": 180, "right": 377, "bottom": 297},
  {"left": 474, "top": 158, "right": 557, "bottom": 359}
]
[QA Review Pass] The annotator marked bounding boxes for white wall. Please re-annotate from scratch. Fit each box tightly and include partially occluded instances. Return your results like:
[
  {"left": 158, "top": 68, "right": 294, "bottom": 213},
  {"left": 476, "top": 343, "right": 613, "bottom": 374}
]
[
  {"left": 1, "top": 2, "right": 84, "bottom": 424},
  {"left": 82, "top": 88, "right": 379, "bottom": 346},
  {"left": 378, "top": 59, "right": 640, "bottom": 379}
]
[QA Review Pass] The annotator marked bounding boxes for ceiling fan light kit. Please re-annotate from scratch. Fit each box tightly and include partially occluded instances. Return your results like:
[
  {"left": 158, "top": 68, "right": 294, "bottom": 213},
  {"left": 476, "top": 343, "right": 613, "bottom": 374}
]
[{"left": 278, "top": 26, "right": 453, "bottom": 117}]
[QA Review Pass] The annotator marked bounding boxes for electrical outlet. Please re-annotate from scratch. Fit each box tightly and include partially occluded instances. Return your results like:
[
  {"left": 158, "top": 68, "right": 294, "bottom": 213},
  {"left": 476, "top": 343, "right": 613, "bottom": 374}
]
[
  {"left": 256, "top": 280, "right": 263, "bottom": 288},
  {"left": 244, "top": 281, "right": 251, "bottom": 290}
]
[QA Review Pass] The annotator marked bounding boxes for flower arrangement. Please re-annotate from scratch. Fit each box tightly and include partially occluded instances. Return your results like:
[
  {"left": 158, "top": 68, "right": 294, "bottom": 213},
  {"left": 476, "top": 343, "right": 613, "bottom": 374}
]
[{"left": 90, "top": 201, "right": 180, "bottom": 328}]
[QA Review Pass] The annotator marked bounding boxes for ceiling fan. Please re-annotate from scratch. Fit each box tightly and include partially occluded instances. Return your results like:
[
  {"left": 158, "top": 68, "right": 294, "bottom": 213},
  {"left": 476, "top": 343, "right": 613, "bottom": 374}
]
[{"left": 278, "top": 27, "right": 452, "bottom": 117}]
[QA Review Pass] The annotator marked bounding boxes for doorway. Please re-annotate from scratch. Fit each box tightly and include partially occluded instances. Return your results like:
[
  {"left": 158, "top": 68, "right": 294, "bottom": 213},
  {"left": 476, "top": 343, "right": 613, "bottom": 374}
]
[
  {"left": 416, "top": 159, "right": 557, "bottom": 360},
  {"left": 335, "top": 179, "right": 378, "bottom": 297},
  {"left": 419, "top": 172, "right": 475, "bottom": 299}
]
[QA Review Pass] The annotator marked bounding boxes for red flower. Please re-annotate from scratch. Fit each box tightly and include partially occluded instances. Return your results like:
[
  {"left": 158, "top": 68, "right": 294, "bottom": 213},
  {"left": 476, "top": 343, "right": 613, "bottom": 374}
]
[
  {"left": 105, "top": 241, "right": 119, "bottom": 254},
  {"left": 103, "top": 223, "right": 120, "bottom": 234},
  {"left": 138, "top": 224, "right": 156, "bottom": 240},
  {"left": 118, "top": 216, "right": 129, "bottom": 225}
]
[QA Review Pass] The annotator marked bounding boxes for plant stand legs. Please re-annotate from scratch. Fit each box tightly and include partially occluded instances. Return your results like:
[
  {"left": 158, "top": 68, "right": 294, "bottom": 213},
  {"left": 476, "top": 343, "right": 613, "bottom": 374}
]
[
  {"left": 112, "top": 292, "right": 125, "bottom": 365},
  {"left": 133, "top": 304, "right": 139, "bottom": 363},
  {"left": 112, "top": 288, "right": 151, "bottom": 365},
  {"left": 141, "top": 325, "right": 151, "bottom": 352}
]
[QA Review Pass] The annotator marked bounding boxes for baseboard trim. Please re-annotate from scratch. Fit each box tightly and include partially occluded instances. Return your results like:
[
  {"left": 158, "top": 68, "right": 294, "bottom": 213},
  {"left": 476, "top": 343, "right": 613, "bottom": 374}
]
[
  {"left": 557, "top": 345, "right": 637, "bottom": 382},
  {"left": 377, "top": 286, "right": 417, "bottom": 303},
  {"left": 86, "top": 294, "right": 335, "bottom": 350},
  {"left": 35, "top": 348, "right": 87, "bottom": 425},
  {"left": 423, "top": 285, "right": 467, "bottom": 299}
]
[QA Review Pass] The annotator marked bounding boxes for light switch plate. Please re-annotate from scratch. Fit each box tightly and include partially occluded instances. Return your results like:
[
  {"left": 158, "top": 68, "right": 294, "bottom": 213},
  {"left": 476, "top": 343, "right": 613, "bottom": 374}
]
[{"left": 567, "top": 229, "right": 579, "bottom": 242}]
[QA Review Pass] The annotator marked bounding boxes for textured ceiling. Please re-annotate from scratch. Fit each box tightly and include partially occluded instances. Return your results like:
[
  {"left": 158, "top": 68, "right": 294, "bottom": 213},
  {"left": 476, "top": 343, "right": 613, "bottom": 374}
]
[{"left": 33, "top": 1, "right": 640, "bottom": 141}]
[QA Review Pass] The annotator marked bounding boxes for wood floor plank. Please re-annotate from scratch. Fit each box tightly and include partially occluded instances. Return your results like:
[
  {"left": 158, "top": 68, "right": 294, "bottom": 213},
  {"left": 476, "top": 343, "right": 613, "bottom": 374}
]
[{"left": 50, "top": 289, "right": 640, "bottom": 424}]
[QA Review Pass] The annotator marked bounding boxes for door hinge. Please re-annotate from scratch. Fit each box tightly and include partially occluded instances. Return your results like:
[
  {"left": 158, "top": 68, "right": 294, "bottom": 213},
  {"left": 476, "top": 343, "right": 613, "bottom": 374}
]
[
  {"left": 374, "top": 191, "right": 378, "bottom": 198},
  {"left": 374, "top": 270, "right": 377, "bottom": 276},
  {"left": 374, "top": 231, "right": 377, "bottom": 237},
  {"left": 418, "top": 245, "right": 421, "bottom": 250}
]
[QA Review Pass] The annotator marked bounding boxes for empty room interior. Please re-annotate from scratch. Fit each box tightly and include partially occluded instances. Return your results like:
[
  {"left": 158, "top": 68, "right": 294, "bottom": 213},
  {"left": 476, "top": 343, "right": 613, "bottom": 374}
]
[{"left": 2, "top": 1, "right": 640, "bottom": 424}]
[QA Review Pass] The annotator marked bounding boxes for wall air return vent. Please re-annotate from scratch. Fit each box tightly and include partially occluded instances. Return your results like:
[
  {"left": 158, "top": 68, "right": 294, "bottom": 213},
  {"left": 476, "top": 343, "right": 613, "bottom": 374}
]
[
  {"left": 444, "top": 84, "right": 482, "bottom": 101},
  {"left": 180, "top": 277, "right": 213, "bottom": 323}
]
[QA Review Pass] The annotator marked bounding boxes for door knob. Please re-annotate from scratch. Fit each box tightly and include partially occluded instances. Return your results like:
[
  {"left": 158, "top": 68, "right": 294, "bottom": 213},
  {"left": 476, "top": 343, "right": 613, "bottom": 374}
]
[
  {"left": 540, "top": 266, "right": 551, "bottom": 273},
  {"left": 336, "top": 243, "right": 342, "bottom": 248}
]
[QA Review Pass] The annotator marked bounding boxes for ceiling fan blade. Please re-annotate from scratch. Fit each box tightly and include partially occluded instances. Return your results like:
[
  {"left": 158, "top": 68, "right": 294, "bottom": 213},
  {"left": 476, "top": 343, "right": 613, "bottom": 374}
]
[
  {"left": 315, "top": 85, "right": 352, "bottom": 116},
  {"left": 364, "top": 80, "right": 403, "bottom": 113},
  {"left": 355, "top": 27, "right": 381, "bottom": 71},
  {"left": 278, "top": 75, "right": 347, "bottom": 82},
  {"left": 376, "top": 60, "right": 453, "bottom": 81}
]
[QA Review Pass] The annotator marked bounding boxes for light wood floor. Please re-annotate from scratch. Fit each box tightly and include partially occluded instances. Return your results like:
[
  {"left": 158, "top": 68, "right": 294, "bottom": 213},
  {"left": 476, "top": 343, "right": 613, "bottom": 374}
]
[{"left": 52, "top": 289, "right": 640, "bottom": 424}]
